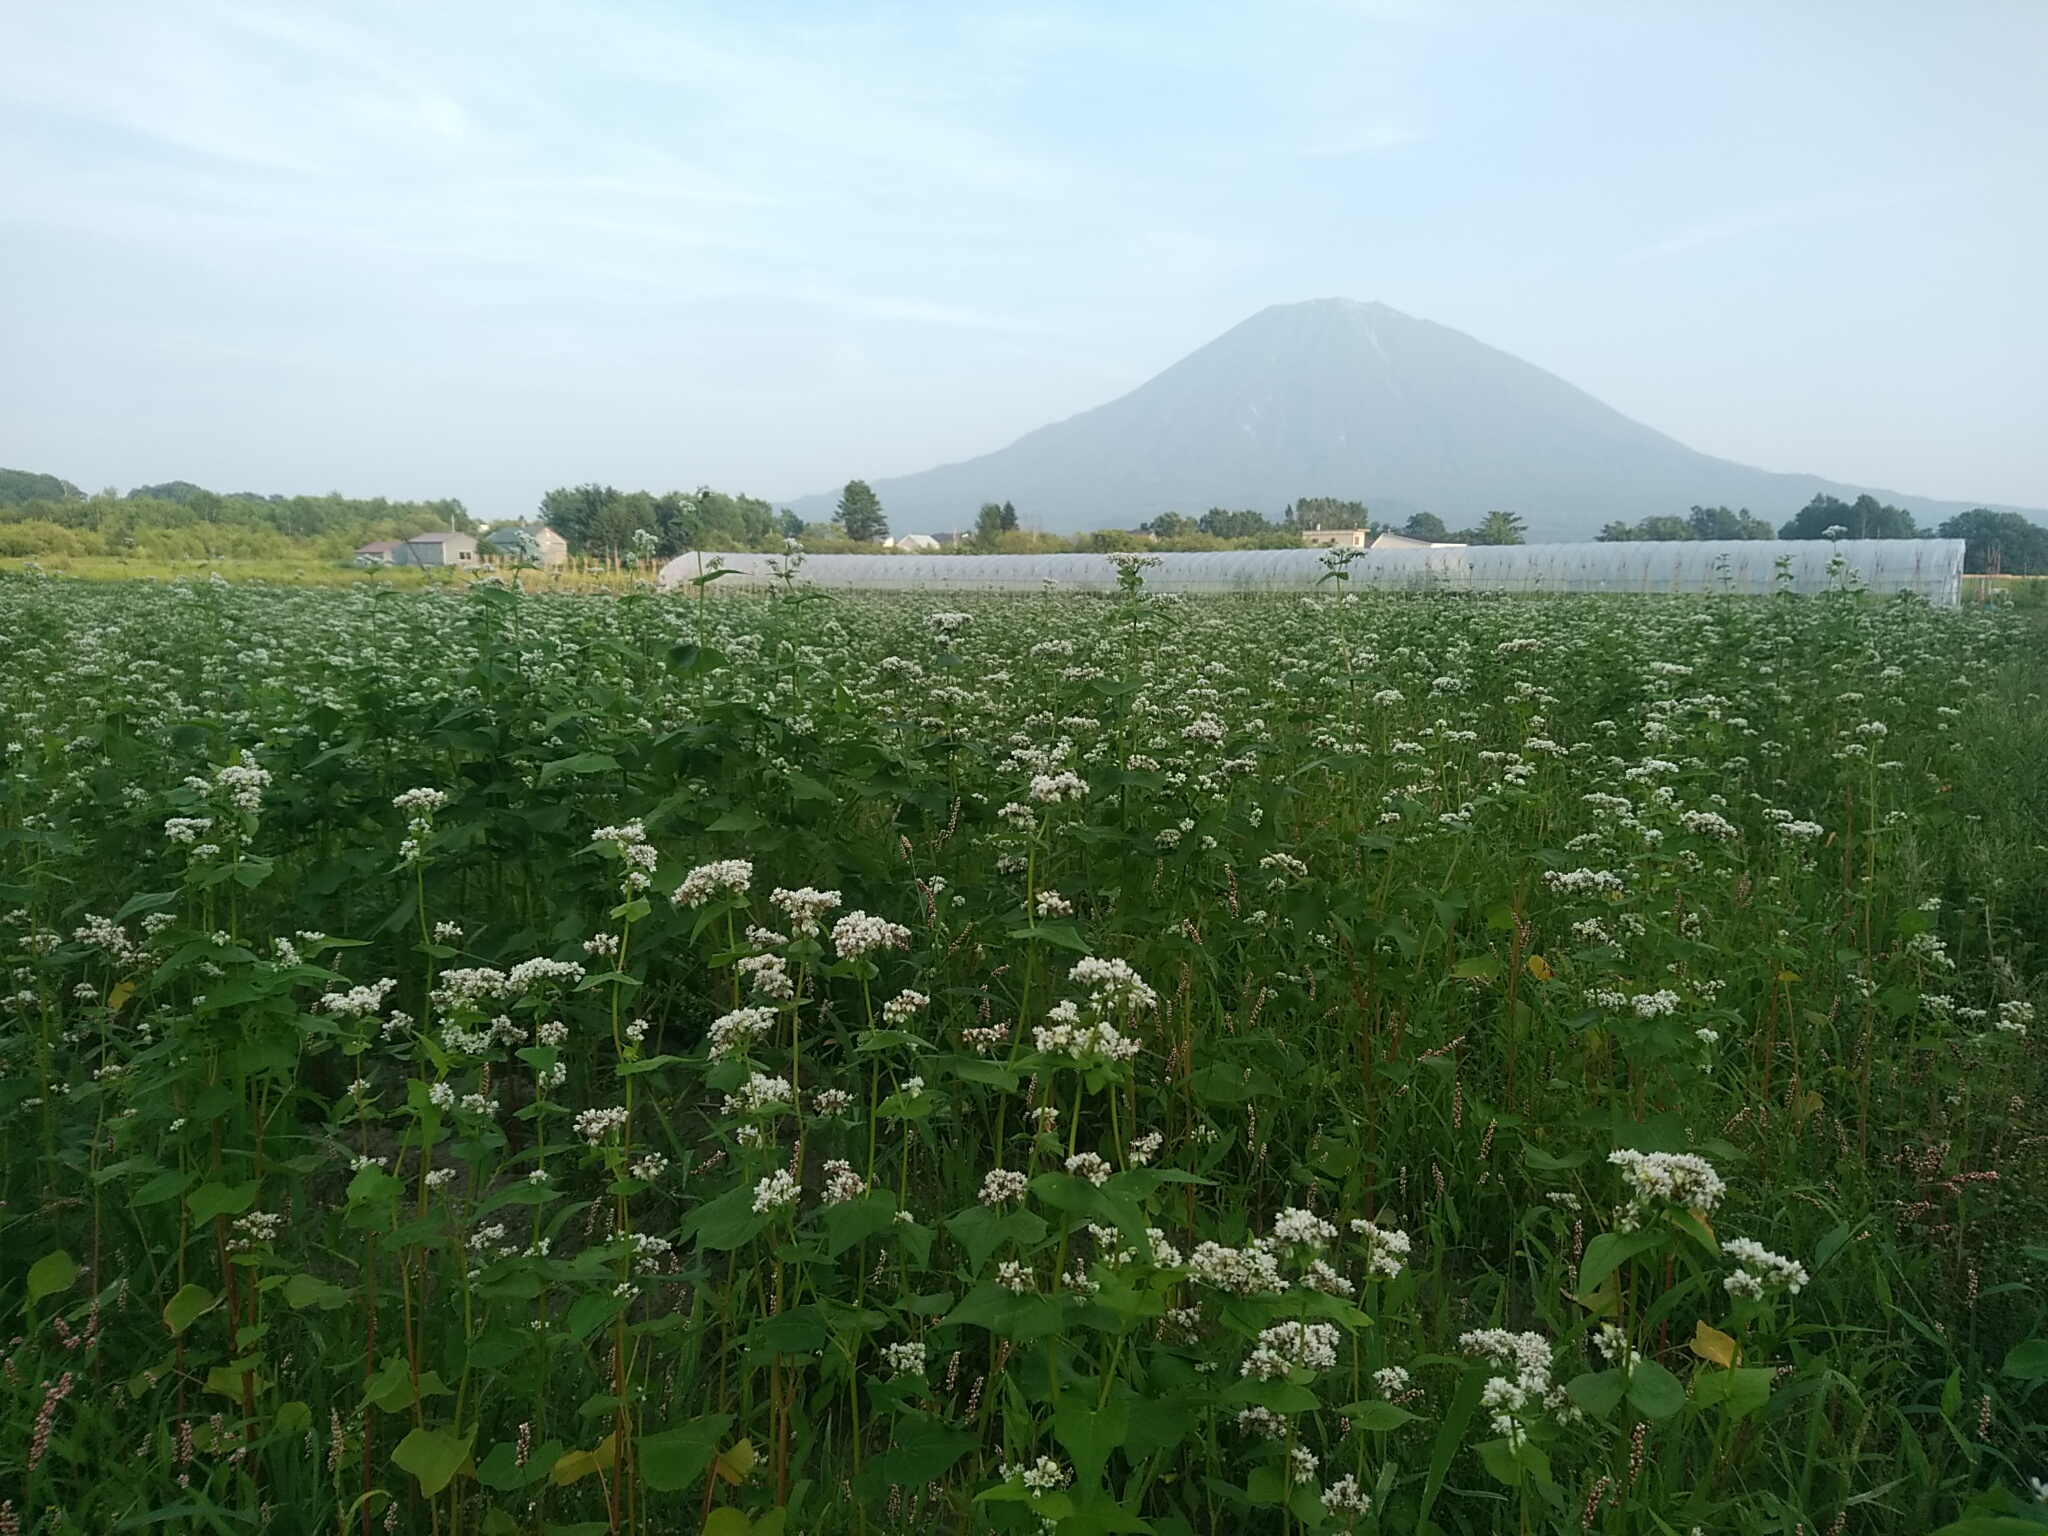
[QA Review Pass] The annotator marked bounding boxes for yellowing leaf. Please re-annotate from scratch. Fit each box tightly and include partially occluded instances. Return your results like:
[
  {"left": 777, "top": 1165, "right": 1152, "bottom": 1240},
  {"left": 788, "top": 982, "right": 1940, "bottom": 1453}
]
[
  {"left": 1776, "top": 970, "right": 1801, "bottom": 983},
  {"left": 108, "top": 980, "right": 135, "bottom": 1012},
  {"left": 1794, "top": 1091, "right": 1823, "bottom": 1124},
  {"left": 163, "top": 1283, "right": 220, "bottom": 1337},
  {"left": 549, "top": 1432, "right": 617, "bottom": 1487},
  {"left": 714, "top": 1437, "right": 757, "bottom": 1486},
  {"left": 1692, "top": 1320, "right": 1740, "bottom": 1369},
  {"left": 1524, "top": 954, "right": 1553, "bottom": 982}
]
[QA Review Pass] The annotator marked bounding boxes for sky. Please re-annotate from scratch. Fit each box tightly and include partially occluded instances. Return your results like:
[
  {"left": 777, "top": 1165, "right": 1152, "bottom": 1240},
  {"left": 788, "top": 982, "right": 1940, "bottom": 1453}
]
[{"left": 2, "top": 1, "right": 2044, "bottom": 523}]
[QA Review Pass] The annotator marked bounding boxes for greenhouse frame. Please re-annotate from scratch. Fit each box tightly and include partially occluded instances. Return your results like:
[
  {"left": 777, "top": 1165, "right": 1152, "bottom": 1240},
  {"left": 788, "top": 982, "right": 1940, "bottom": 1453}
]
[{"left": 660, "top": 539, "right": 1968, "bottom": 606}]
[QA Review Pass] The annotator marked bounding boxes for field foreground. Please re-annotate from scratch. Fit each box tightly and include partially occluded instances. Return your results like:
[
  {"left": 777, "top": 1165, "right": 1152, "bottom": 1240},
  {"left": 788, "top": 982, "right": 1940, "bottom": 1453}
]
[{"left": 1, "top": 570, "right": 2045, "bottom": 1535}]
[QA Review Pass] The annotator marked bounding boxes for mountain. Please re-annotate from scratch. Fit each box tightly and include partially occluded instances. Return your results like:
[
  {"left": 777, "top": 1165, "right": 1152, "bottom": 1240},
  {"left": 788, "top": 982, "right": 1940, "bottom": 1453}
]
[{"left": 789, "top": 299, "right": 2033, "bottom": 540}]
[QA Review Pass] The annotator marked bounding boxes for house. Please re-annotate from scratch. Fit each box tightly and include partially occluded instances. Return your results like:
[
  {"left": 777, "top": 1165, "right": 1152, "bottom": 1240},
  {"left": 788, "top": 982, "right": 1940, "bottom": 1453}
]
[
  {"left": 480, "top": 523, "right": 570, "bottom": 567},
  {"left": 1369, "top": 531, "right": 1468, "bottom": 550},
  {"left": 397, "top": 531, "right": 479, "bottom": 566},
  {"left": 1301, "top": 527, "right": 1369, "bottom": 549},
  {"left": 354, "top": 540, "right": 403, "bottom": 566},
  {"left": 891, "top": 533, "right": 942, "bottom": 552}
]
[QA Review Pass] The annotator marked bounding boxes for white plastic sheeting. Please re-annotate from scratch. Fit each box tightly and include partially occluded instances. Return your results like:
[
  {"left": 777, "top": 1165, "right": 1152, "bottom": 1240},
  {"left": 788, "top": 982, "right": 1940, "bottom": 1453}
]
[{"left": 660, "top": 540, "right": 1967, "bottom": 606}]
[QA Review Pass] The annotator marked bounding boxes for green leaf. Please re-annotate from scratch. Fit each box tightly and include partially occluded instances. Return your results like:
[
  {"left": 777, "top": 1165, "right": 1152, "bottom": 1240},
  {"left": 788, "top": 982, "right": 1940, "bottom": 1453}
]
[
  {"left": 2002, "top": 1339, "right": 2048, "bottom": 1381},
  {"left": 393, "top": 1425, "right": 476, "bottom": 1497},
  {"left": 1563, "top": 1369, "right": 1625, "bottom": 1420},
  {"left": 1625, "top": 1359, "right": 1686, "bottom": 1420},
  {"left": 851, "top": 1419, "right": 977, "bottom": 1498},
  {"left": 1336, "top": 1400, "right": 1418, "bottom": 1432},
  {"left": 638, "top": 1413, "right": 735, "bottom": 1493},
  {"left": 477, "top": 1440, "right": 550, "bottom": 1491},
  {"left": 283, "top": 1274, "right": 351, "bottom": 1311},
  {"left": 1577, "top": 1228, "right": 1665, "bottom": 1294},
  {"left": 1692, "top": 1367, "right": 1772, "bottom": 1418},
  {"left": 823, "top": 1193, "right": 902, "bottom": 1257},
  {"left": 187, "top": 1180, "right": 259, "bottom": 1225},
  {"left": 163, "top": 1283, "right": 220, "bottom": 1337},
  {"left": 538, "top": 752, "right": 619, "bottom": 786},
  {"left": 1055, "top": 1389, "right": 1130, "bottom": 1489},
  {"left": 27, "top": 1249, "right": 79, "bottom": 1306},
  {"left": 1419, "top": 1366, "right": 1485, "bottom": 1527},
  {"left": 1451, "top": 953, "right": 1502, "bottom": 981},
  {"left": 701, "top": 1511, "right": 751, "bottom": 1536}
]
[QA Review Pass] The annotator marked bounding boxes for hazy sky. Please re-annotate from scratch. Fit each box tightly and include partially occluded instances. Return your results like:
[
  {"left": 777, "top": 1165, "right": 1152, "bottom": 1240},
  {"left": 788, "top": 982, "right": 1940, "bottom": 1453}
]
[{"left": 3, "top": 2, "right": 2044, "bottom": 521}]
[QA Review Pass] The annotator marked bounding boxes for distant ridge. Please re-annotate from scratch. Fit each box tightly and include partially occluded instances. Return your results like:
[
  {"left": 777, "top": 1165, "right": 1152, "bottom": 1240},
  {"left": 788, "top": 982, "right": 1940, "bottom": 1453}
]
[{"left": 790, "top": 300, "right": 2037, "bottom": 540}]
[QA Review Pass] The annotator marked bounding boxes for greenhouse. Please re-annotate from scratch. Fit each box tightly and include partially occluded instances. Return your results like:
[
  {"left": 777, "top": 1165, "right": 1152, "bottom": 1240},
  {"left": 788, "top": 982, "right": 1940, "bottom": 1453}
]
[{"left": 662, "top": 538, "right": 1969, "bottom": 605}]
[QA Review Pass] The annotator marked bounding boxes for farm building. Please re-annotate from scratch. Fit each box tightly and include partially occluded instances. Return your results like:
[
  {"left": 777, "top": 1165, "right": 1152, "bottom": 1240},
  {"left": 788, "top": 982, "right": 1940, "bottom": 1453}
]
[
  {"left": 397, "top": 531, "right": 479, "bottom": 566},
  {"left": 481, "top": 523, "right": 570, "bottom": 566},
  {"left": 354, "top": 540, "right": 403, "bottom": 566},
  {"left": 1300, "top": 527, "right": 1369, "bottom": 549}
]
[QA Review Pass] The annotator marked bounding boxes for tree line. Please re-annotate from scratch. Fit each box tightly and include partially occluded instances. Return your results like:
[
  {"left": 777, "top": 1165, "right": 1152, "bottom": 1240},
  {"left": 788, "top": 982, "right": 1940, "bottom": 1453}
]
[
  {"left": 0, "top": 470, "right": 472, "bottom": 561},
  {"left": 1597, "top": 493, "right": 2048, "bottom": 573}
]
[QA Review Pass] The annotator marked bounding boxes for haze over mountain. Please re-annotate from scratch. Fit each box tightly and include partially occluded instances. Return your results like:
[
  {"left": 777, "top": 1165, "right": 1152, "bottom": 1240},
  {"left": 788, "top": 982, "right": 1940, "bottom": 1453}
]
[{"left": 792, "top": 300, "right": 2031, "bottom": 541}]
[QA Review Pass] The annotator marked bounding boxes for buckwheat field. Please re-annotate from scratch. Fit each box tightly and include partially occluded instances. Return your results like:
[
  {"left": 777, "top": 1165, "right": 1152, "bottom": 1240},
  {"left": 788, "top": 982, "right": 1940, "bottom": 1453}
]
[{"left": 2, "top": 564, "right": 2044, "bottom": 1536}]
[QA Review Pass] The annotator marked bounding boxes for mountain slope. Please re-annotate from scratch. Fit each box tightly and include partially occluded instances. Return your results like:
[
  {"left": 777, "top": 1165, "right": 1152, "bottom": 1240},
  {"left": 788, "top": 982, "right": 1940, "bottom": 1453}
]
[{"left": 791, "top": 299, "right": 2027, "bottom": 540}]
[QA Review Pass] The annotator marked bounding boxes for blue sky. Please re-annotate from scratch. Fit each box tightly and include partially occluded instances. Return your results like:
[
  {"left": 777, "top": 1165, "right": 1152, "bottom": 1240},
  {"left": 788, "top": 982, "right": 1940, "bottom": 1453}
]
[{"left": 2, "top": 1, "right": 2044, "bottom": 521}]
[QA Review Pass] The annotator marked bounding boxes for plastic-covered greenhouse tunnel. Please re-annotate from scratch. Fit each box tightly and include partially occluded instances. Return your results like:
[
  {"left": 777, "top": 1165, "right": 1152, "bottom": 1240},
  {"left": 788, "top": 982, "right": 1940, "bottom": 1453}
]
[{"left": 660, "top": 540, "right": 1969, "bottom": 606}]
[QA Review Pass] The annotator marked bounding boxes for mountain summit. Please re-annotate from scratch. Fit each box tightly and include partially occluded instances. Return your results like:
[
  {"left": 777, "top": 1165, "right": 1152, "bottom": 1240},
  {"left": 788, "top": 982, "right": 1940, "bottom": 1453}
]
[{"left": 796, "top": 299, "right": 2015, "bottom": 540}]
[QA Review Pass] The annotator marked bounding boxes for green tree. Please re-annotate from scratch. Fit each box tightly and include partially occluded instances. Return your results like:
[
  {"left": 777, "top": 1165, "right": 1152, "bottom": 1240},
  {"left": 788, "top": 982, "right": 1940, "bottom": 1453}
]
[
  {"left": 973, "top": 503, "right": 1010, "bottom": 548},
  {"left": 1688, "top": 504, "right": 1776, "bottom": 540},
  {"left": 1938, "top": 509, "right": 2048, "bottom": 574},
  {"left": 1402, "top": 511, "right": 1451, "bottom": 541},
  {"left": 1779, "top": 493, "right": 1920, "bottom": 541},
  {"left": 1139, "top": 512, "right": 1197, "bottom": 539},
  {"left": 540, "top": 484, "right": 620, "bottom": 553},
  {"left": 0, "top": 469, "right": 83, "bottom": 507},
  {"left": 1292, "top": 497, "right": 1371, "bottom": 530},
  {"left": 1456, "top": 510, "right": 1527, "bottom": 545},
  {"left": 1598, "top": 514, "right": 1695, "bottom": 542},
  {"left": 1197, "top": 507, "right": 1273, "bottom": 540},
  {"left": 838, "top": 480, "right": 888, "bottom": 543}
]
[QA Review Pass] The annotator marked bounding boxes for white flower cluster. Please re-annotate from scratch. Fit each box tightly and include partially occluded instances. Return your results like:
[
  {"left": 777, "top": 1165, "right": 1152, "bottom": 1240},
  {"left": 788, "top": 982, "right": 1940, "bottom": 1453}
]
[
  {"left": 1242, "top": 1319, "right": 1341, "bottom": 1380},
  {"left": 213, "top": 753, "right": 272, "bottom": 813},
  {"left": 1188, "top": 1237, "right": 1288, "bottom": 1295},
  {"left": 1322, "top": 1474, "right": 1371, "bottom": 1519},
  {"left": 1032, "top": 1004, "right": 1142, "bottom": 1064},
  {"left": 318, "top": 977, "right": 398, "bottom": 1019},
  {"left": 673, "top": 858, "right": 753, "bottom": 908},
  {"left": 980, "top": 1168, "right": 1029, "bottom": 1207},
  {"left": 165, "top": 816, "right": 214, "bottom": 846},
  {"left": 1067, "top": 956, "right": 1158, "bottom": 1017},
  {"left": 752, "top": 1169, "right": 800, "bottom": 1214},
  {"left": 591, "top": 821, "right": 658, "bottom": 894},
  {"left": 1609, "top": 1148, "right": 1725, "bottom": 1229},
  {"left": 821, "top": 1160, "right": 866, "bottom": 1205},
  {"left": 737, "top": 952, "right": 793, "bottom": 1000},
  {"left": 881, "top": 1340, "right": 927, "bottom": 1378},
  {"left": 1350, "top": 1219, "right": 1413, "bottom": 1279},
  {"left": 507, "top": 957, "right": 586, "bottom": 994},
  {"left": 1461, "top": 1329, "right": 1573, "bottom": 1450},
  {"left": 1678, "top": 809, "right": 1739, "bottom": 841},
  {"left": 882, "top": 988, "right": 929, "bottom": 1025},
  {"left": 1543, "top": 867, "right": 1624, "bottom": 895},
  {"left": 770, "top": 886, "right": 842, "bottom": 938},
  {"left": 1723, "top": 1238, "right": 1809, "bottom": 1299},
  {"left": 721, "top": 1072, "right": 793, "bottom": 1117},
  {"left": 1065, "top": 1152, "right": 1111, "bottom": 1186},
  {"left": 1996, "top": 999, "right": 2034, "bottom": 1037},
  {"left": 1589, "top": 987, "right": 1683, "bottom": 1019},
  {"left": 831, "top": 910, "right": 909, "bottom": 959},
  {"left": 1029, "top": 771, "right": 1088, "bottom": 804},
  {"left": 574, "top": 1106, "right": 630, "bottom": 1145},
  {"left": 707, "top": 1006, "right": 776, "bottom": 1060},
  {"left": 1272, "top": 1207, "right": 1337, "bottom": 1248}
]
